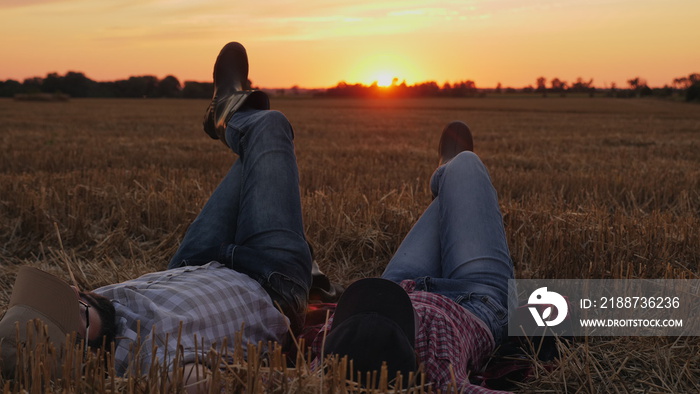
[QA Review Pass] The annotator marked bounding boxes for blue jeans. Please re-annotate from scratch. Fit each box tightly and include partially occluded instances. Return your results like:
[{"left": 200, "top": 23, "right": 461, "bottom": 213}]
[
  {"left": 382, "top": 152, "right": 514, "bottom": 343},
  {"left": 168, "top": 109, "right": 312, "bottom": 334}
]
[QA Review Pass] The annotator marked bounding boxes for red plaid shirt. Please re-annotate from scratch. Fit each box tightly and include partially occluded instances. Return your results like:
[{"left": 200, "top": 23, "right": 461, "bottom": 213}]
[{"left": 310, "top": 280, "right": 511, "bottom": 393}]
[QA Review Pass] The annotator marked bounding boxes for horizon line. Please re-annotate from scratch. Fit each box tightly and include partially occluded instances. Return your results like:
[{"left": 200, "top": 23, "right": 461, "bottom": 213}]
[{"left": 3, "top": 71, "right": 699, "bottom": 91}]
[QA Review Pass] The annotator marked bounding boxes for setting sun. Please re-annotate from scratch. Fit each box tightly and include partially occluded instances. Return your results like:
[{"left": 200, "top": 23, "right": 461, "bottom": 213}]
[
  {"left": 375, "top": 73, "right": 396, "bottom": 87},
  {"left": 344, "top": 52, "right": 419, "bottom": 88}
]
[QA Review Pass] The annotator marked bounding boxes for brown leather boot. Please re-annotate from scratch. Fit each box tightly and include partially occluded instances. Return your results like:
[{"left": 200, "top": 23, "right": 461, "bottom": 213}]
[
  {"left": 438, "top": 121, "right": 474, "bottom": 165},
  {"left": 203, "top": 42, "right": 270, "bottom": 147}
]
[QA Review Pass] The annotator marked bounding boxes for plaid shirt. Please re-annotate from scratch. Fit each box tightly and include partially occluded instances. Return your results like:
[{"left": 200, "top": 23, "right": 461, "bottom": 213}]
[
  {"left": 312, "top": 280, "right": 509, "bottom": 393},
  {"left": 94, "top": 262, "right": 288, "bottom": 376}
]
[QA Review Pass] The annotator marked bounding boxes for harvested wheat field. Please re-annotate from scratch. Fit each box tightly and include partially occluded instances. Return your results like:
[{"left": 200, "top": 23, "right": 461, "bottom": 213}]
[{"left": 1, "top": 96, "right": 699, "bottom": 392}]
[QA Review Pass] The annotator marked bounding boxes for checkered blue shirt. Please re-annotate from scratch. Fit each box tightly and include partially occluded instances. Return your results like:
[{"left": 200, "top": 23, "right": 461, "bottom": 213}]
[{"left": 94, "top": 262, "right": 288, "bottom": 376}]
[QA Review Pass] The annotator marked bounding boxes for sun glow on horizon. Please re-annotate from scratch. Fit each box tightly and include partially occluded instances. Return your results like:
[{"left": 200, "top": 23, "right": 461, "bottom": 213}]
[
  {"left": 346, "top": 52, "right": 420, "bottom": 88},
  {"left": 374, "top": 73, "right": 396, "bottom": 87}
]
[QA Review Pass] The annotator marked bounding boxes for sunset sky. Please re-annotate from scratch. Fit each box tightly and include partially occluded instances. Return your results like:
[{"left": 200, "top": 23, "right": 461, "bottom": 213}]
[{"left": 1, "top": 0, "right": 697, "bottom": 89}]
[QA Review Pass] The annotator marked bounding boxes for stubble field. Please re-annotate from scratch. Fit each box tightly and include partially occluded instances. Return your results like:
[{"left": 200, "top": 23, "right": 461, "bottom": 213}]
[{"left": 0, "top": 96, "right": 699, "bottom": 392}]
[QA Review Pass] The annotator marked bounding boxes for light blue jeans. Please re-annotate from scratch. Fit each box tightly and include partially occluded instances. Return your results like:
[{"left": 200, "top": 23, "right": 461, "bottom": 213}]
[
  {"left": 168, "top": 109, "right": 312, "bottom": 333},
  {"left": 382, "top": 151, "right": 514, "bottom": 343}
]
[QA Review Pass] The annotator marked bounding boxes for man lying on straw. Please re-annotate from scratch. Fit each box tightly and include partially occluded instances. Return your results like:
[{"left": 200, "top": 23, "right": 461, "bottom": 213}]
[
  {"left": 1, "top": 42, "right": 514, "bottom": 393},
  {"left": 312, "top": 119, "right": 515, "bottom": 392},
  {"left": 0, "top": 42, "right": 312, "bottom": 385}
]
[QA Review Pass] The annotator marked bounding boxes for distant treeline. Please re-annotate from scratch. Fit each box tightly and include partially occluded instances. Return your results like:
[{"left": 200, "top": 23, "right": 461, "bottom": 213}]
[
  {"left": 0, "top": 72, "right": 214, "bottom": 99},
  {"left": 1, "top": 72, "right": 699, "bottom": 102},
  {"left": 321, "top": 80, "right": 481, "bottom": 98},
  {"left": 320, "top": 74, "right": 700, "bottom": 102}
]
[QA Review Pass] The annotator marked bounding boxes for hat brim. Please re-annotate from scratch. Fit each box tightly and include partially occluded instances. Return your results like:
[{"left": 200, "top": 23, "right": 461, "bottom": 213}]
[
  {"left": 7, "top": 267, "right": 81, "bottom": 335},
  {"left": 0, "top": 267, "right": 81, "bottom": 377}
]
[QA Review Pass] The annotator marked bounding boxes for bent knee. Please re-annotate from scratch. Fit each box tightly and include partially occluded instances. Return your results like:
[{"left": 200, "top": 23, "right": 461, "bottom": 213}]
[
  {"left": 257, "top": 110, "right": 294, "bottom": 139},
  {"left": 452, "top": 150, "right": 480, "bottom": 165},
  {"left": 259, "top": 109, "right": 288, "bottom": 123},
  {"left": 448, "top": 151, "right": 487, "bottom": 173}
]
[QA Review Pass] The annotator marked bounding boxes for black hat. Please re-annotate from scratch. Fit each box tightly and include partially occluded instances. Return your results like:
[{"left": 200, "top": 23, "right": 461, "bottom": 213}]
[{"left": 323, "top": 278, "right": 417, "bottom": 382}]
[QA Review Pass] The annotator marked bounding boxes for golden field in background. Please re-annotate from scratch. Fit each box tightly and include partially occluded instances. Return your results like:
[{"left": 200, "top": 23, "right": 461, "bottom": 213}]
[{"left": 0, "top": 97, "right": 698, "bottom": 392}]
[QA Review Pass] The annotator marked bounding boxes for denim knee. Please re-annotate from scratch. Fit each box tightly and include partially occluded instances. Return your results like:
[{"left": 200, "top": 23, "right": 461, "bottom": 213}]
[
  {"left": 227, "top": 109, "right": 294, "bottom": 154},
  {"left": 255, "top": 110, "right": 295, "bottom": 140},
  {"left": 431, "top": 151, "right": 485, "bottom": 196}
]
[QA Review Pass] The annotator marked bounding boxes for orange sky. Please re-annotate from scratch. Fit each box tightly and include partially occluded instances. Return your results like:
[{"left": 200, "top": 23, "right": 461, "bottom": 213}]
[{"left": 1, "top": 0, "right": 698, "bottom": 89}]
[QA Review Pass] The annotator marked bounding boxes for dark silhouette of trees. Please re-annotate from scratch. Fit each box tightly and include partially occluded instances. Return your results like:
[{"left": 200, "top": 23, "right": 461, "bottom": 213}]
[
  {"left": 22, "top": 77, "right": 43, "bottom": 93},
  {"left": 42, "top": 72, "right": 62, "bottom": 94},
  {"left": 627, "top": 77, "right": 652, "bottom": 97},
  {"left": 569, "top": 77, "right": 595, "bottom": 96},
  {"left": 687, "top": 84, "right": 700, "bottom": 102},
  {"left": 414, "top": 81, "right": 441, "bottom": 96},
  {"left": 319, "top": 79, "right": 478, "bottom": 98},
  {"left": 114, "top": 76, "right": 158, "bottom": 98},
  {"left": 683, "top": 73, "right": 700, "bottom": 102},
  {"left": 627, "top": 77, "right": 643, "bottom": 91},
  {"left": 536, "top": 77, "right": 547, "bottom": 97},
  {"left": 446, "top": 81, "right": 478, "bottom": 97},
  {"left": 323, "top": 81, "right": 369, "bottom": 97},
  {"left": 37, "top": 71, "right": 94, "bottom": 97},
  {"left": 670, "top": 73, "right": 700, "bottom": 101},
  {"left": 673, "top": 76, "right": 690, "bottom": 90},
  {"left": 550, "top": 78, "right": 568, "bottom": 96},
  {"left": 157, "top": 75, "right": 182, "bottom": 98},
  {"left": 0, "top": 72, "right": 194, "bottom": 98},
  {"left": 63, "top": 72, "right": 93, "bottom": 97},
  {"left": 182, "top": 81, "right": 213, "bottom": 98},
  {"left": 1, "top": 70, "right": 698, "bottom": 102},
  {"left": 0, "top": 79, "right": 22, "bottom": 97}
]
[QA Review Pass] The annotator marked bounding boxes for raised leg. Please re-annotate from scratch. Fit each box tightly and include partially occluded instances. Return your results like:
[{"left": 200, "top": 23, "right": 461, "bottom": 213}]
[
  {"left": 169, "top": 108, "right": 312, "bottom": 334},
  {"left": 382, "top": 151, "right": 513, "bottom": 342}
]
